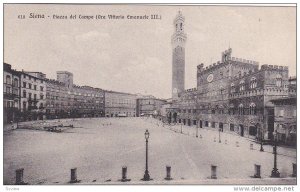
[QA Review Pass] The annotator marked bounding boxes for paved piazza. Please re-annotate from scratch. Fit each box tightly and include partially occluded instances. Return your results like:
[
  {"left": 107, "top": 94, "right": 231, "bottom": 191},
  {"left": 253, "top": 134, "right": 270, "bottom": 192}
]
[{"left": 4, "top": 117, "right": 296, "bottom": 184}]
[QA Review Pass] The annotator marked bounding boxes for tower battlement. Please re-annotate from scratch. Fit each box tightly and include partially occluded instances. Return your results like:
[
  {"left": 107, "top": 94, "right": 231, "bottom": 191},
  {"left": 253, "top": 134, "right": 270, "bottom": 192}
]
[
  {"left": 230, "top": 64, "right": 289, "bottom": 80},
  {"left": 184, "top": 87, "right": 197, "bottom": 93},
  {"left": 261, "top": 64, "right": 288, "bottom": 71},
  {"left": 197, "top": 49, "right": 260, "bottom": 75},
  {"left": 231, "top": 57, "right": 259, "bottom": 65}
]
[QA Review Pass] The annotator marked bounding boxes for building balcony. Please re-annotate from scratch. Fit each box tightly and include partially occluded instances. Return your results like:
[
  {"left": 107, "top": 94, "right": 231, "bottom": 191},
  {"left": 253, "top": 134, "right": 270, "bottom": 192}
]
[
  {"left": 28, "top": 98, "right": 39, "bottom": 103},
  {"left": 4, "top": 93, "right": 20, "bottom": 99},
  {"left": 28, "top": 106, "right": 38, "bottom": 111},
  {"left": 3, "top": 106, "right": 19, "bottom": 111}
]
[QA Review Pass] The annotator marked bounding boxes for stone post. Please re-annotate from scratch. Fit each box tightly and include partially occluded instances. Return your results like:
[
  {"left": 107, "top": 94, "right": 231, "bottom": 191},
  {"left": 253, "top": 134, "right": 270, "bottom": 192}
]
[
  {"left": 292, "top": 163, "right": 297, "bottom": 177},
  {"left": 121, "top": 166, "right": 131, "bottom": 182},
  {"left": 15, "top": 168, "right": 25, "bottom": 185},
  {"left": 165, "top": 166, "right": 173, "bottom": 180},
  {"left": 211, "top": 165, "right": 217, "bottom": 179},
  {"left": 254, "top": 164, "right": 261, "bottom": 178},
  {"left": 70, "top": 168, "right": 78, "bottom": 183}
]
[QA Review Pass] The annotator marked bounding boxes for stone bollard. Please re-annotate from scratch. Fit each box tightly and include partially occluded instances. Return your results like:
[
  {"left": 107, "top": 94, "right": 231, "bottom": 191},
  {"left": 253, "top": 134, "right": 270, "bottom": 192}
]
[
  {"left": 292, "top": 163, "right": 297, "bottom": 177},
  {"left": 214, "top": 137, "right": 216, "bottom": 142},
  {"left": 250, "top": 143, "right": 254, "bottom": 150},
  {"left": 15, "top": 168, "right": 26, "bottom": 185},
  {"left": 199, "top": 134, "right": 202, "bottom": 139},
  {"left": 70, "top": 168, "right": 78, "bottom": 183},
  {"left": 121, "top": 166, "right": 131, "bottom": 182},
  {"left": 236, "top": 141, "right": 239, "bottom": 147},
  {"left": 254, "top": 164, "right": 261, "bottom": 178},
  {"left": 225, "top": 139, "right": 228, "bottom": 144},
  {"left": 211, "top": 165, "right": 217, "bottom": 179},
  {"left": 165, "top": 166, "right": 173, "bottom": 180}
]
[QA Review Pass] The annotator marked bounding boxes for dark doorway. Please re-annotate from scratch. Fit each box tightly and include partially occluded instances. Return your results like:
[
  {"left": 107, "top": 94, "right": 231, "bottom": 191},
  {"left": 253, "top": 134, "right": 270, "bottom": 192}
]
[
  {"left": 167, "top": 112, "right": 172, "bottom": 124},
  {"left": 187, "top": 119, "right": 191, "bottom": 126},
  {"left": 173, "top": 112, "right": 177, "bottom": 123},
  {"left": 193, "top": 120, "right": 197, "bottom": 126},
  {"left": 249, "top": 126, "right": 257, "bottom": 136},
  {"left": 239, "top": 124, "right": 244, "bottom": 137},
  {"left": 219, "top": 122, "right": 224, "bottom": 132},
  {"left": 199, "top": 120, "right": 203, "bottom": 128},
  {"left": 183, "top": 119, "right": 186, "bottom": 125}
]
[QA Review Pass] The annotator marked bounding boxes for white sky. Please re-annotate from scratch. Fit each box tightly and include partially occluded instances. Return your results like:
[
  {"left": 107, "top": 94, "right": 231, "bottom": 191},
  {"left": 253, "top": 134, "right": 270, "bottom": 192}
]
[{"left": 4, "top": 5, "right": 296, "bottom": 99}]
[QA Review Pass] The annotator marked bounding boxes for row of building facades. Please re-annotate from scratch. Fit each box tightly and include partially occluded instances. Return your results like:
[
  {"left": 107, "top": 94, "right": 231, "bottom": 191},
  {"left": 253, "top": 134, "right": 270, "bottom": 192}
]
[
  {"left": 166, "top": 48, "right": 296, "bottom": 146},
  {"left": 3, "top": 63, "right": 166, "bottom": 124}
]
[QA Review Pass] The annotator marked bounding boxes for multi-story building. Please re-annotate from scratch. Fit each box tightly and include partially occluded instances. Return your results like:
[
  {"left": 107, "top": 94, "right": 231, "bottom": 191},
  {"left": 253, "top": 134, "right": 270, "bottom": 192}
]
[
  {"left": 270, "top": 97, "right": 296, "bottom": 146},
  {"left": 57, "top": 71, "right": 73, "bottom": 89},
  {"left": 172, "top": 48, "right": 292, "bottom": 141},
  {"left": 20, "top": 70, "right": 46, "bottom": 121},
  {"left": 288, "top": 76, "right": 296, "bottom": 97},
  {"left": 72, "top": 85, "right": 105, "bottom": 118},
  {"left": 45, "top": 71, "right": 105, "bottom": 119},
  {"left": 45, "top": 78, "right": 69, "bottom": 119},
  {"left": 104, "top": 91, "right": 137, "bottom": 117},
  {"left": 160, "top": 100, "right": 179, "bottom": 123},
  {"left": 3, "top": 63, "right": 20, "bottom": 123},
  {"left": 136, "top": 95, "right": 167, "bottom": 117}
]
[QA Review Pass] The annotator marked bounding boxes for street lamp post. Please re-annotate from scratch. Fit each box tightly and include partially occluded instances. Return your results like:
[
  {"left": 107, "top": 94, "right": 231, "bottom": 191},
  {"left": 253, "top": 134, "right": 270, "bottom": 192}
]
[
  {"left": 218, "top": 128, "right": 221, "bottom": 143},
  {"left": 142, "top": 129, "right": 151, "bottom": 181},
  {"left": 260, "top": 128, "right": 264, "bottom": 152},
  {"left": 181, "top": 122, "right": 183, "bottom": 134},
  {"left": 196, "top": 124, "right": 198, "bottom": 138},
  {"left": 271, "top": 130, "right": 280, "bottom": 178},
  {"left": 258, "top": 117, "right": 264, "bottom": 152}
]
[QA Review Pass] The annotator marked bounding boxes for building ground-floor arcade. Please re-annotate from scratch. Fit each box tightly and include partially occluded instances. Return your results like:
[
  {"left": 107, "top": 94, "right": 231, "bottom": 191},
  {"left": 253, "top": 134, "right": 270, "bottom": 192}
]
[
  {"left": 165, "top": 108, "right": 293, "bottom": 145},
  {"left": 173, "top": 113, "right": 262, "bottom": 140}
]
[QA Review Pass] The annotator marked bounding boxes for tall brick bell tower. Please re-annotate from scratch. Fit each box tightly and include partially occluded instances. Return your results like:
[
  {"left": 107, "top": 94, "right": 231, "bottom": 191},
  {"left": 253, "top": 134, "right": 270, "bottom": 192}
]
[{"left": 172, "top": 11, "right": 186, "bottom": 100}]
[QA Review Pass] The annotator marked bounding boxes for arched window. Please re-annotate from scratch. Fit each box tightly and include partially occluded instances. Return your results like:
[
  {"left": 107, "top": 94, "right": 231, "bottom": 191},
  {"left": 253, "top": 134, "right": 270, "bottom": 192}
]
[
  {"left": 250, "top": 77, "right": 257, "bottom": 89},
  {"left": 6, "top": 75, "right": 11, "bottom": 84},
  {"left": 276, "top": 74, "right": 283, "bottom": 87},
  {"left": 229, "top": 104, "right": 235, "bottom": 115},
  {"left": 239, "top": 80, "right": 245, "bottom": 91},
  {"left": 249, "top": 103, "right": 256, "bottom": 115},
  {"left": 13, "top": 78, "right": 18, "bottom": 87},
  {"left": 231, "top": 83, "right": 235, "bottom": 93},
  {"left": 23, "top": 90, "right": 26, "bottom": 98},
  {"left": 219, "top": 85, "right": 224, "bottom": 94},
  {"left": 219, "top": 105, "right": 224, "bottom": 114},
  {"left": 238, "top": 104, "right": 244, "bottom": 115}
]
